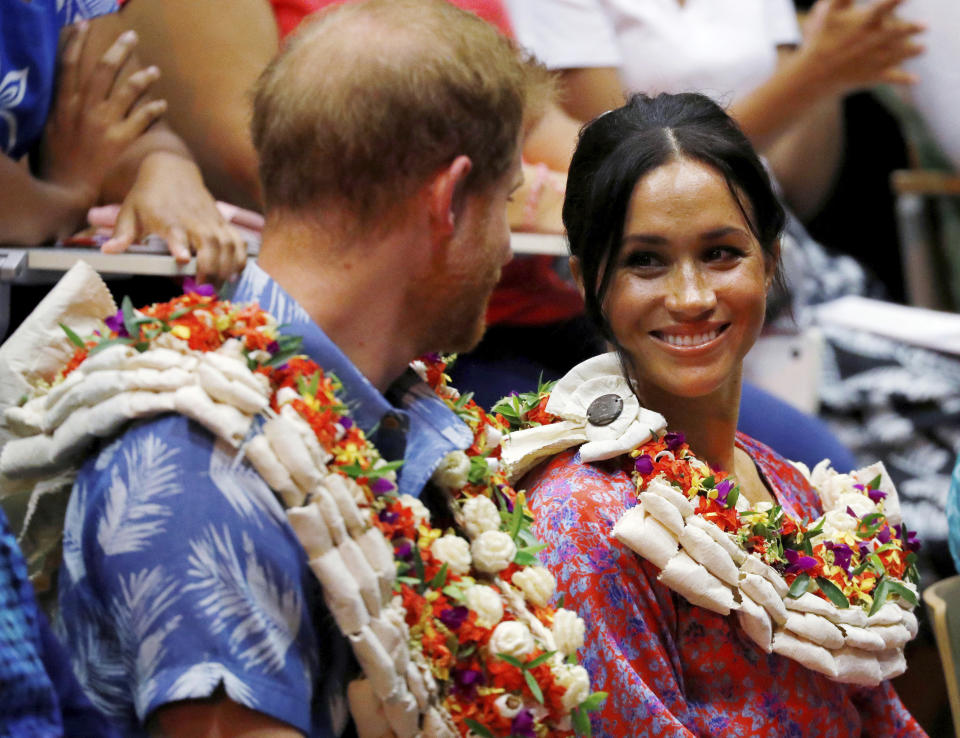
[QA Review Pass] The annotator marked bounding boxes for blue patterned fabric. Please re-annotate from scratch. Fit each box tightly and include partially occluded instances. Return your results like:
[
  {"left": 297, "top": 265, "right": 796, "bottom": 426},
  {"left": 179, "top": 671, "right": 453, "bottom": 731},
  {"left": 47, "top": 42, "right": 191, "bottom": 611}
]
[
  {"left": 58, "top": 262, "right": 472, "bottom": 735},
  {"left": 0, "top": 0, "right": 118, "bottom": 159}
]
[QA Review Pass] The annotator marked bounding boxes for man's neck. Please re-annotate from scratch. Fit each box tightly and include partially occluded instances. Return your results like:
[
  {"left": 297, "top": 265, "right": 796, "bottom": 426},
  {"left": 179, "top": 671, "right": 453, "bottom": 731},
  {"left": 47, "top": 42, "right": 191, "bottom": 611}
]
[{"left": 257, "top": 216, "right": 424, "bottom": 392}]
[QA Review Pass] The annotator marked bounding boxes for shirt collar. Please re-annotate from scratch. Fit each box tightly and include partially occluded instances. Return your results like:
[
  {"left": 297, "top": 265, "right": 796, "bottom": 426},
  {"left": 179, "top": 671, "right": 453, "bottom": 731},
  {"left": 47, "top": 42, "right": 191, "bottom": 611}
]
[{"left": 228, "top": 262, "right": 472, "bottom": 496}]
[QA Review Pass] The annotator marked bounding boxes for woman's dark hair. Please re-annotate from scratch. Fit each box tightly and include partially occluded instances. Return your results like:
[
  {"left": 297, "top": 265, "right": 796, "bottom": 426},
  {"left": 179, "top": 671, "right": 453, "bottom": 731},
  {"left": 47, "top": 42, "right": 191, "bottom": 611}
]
[{"left": 563, "top": 92, "right": 786, "bottom": 344}]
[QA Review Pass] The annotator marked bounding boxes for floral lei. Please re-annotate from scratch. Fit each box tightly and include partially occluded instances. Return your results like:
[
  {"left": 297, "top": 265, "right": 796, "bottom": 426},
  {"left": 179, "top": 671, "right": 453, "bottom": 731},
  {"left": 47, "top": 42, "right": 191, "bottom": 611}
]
[
  {"left": 496, "top": 373, "right": 921, "bottom": 685},
  {"left": 2, "top": 282, "right": 605, "bottom": 738}
]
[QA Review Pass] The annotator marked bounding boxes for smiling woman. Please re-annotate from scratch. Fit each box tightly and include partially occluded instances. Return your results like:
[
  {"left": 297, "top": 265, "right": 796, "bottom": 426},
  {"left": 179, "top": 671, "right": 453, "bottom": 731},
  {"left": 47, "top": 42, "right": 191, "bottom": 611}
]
[{"left": 519, "top": 93, "right": 926, "bottom": 737}]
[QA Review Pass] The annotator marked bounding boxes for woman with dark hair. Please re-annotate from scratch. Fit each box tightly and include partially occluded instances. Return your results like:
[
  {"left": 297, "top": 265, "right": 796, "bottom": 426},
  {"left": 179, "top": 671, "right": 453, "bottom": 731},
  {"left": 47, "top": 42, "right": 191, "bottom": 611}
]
[{"left": 520, "top": 93, "right": 924, "bottom": 736}]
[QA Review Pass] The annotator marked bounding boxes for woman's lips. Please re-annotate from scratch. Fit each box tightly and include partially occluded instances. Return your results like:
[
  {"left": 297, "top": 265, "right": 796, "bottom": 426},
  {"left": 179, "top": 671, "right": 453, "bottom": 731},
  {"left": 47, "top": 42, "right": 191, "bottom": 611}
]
[{"left": 650, "top": 323, "right": 730, "bottom": 348}]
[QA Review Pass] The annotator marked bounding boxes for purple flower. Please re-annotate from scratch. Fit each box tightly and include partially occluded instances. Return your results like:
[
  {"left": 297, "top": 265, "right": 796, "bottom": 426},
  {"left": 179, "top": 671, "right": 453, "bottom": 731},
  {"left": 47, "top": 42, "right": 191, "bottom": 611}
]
[
  {"left": 370, "top": 477, "right": 395, "bottom": 496},
  {"left": 634, "top": 455, "right": 654, "bottom": 475},
  {"left": 827, "top": 542, "right": 853, "bottom": 573},
  {"left": 784, "top": 548, "right": 818, "bottom": 575},
  {"left": 714, "top": 479, "right": 734, "bottom": 505},
  {"left": 452, "top": 667, "right": 484, "bottom": 698},
  {"left": 853, "top": 483, "right": 865, "bottom": 491},
  {"left": 858, "top": 541, "right": 872, "bottom": 559},
  {"left": 511, "top": 710, "right": 537, "bottom": 738},
  {"left": 340, "top": 416, "right": 354, "bottom": 430},
  {"left": 906, "top": 529, "right": 921, "bottom": 552},
  {"left": 846, "top": 506, "right": 858, "bottom": 519},
  {"left": 378, "top": 509, "right": 399, "bottom": 525},
  {"left": 664, "top": 431, "right": 686, "bottom": 451},
  {"left": 104, "top": 309, "right": 129, "bottom": 338},
  {"left": 393, "top": 539, "right": 413, "bottom": 560},
  {"left": 182, "top": 277, "right": 216, "bottom": 297},
  {"left": 876, "top": 526, "right": 891, "bottom": 544},
  {"left": 439, "top": 606, "right": 469, "bottom": 631},
  {"left": 867, "top": 488, "right": 887, "bottom": 503},
  {"left": 423, "top": 352, "right": 442, "bottom": 363},
  {"left": 266, "top": 340, "right": 280, "bottom": 354}
]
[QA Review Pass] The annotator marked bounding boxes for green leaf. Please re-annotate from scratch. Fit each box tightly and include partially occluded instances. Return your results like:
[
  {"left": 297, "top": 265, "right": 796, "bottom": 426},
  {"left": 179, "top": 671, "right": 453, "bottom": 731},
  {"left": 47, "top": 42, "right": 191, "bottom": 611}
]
[
  {"left": 428, "top": 563, "right": 449, "bottom": 590},
  {"left": 442, "top": 585, "right": 465, "bottom": 603},
  {"left": 525, "top": 651, "right": 556, "bottom": 669},
  {"left": 121, "top": 295, "right": 139, "bottom": 338},
  {"left": 725, "top": 485, "right": 740, "bottom": 510},
  {"left": 557, "top": 593, "right": 565, "bottom": 609},
  {"left": 59, "top": 322, "right": 86, "bottom": 348},
  {"left": 869, "top": 579, "right": 891, "bottom": 616},
  {"left": 702, "top": 475, "right": 715, "bottom": 490},
  {"left": 867, "top": 474, "right": 882, "bottom": 490},
  {"left": 566, "top": 652, "right": 578, "bottom": 665},
  {"left": 787, "top": 573, "right": 810, "bottom": 598},
  {"left": 454, "top": 391, "right": 474, "bottom": 410},
  {"left": 265, "top": 347, "right": 302, "bottom": 367},
  {"left": 495, "top": 653, "right": 525, "bottom": 669},
  {"left": 88, "top": 337, "right": 133, "bottom": 355},
  {"left": 396, "top": 576, "right": 419, "bottom": 585},
  {"left": 801, "top": 536, "right": 814, "bottom": 556},
  {"left": 509, "top": 496, "right": 525, "bottom": 541},
  {"left": 513, "top": 551, "right": 539, "bottom": 567},
  {"left": 579, "top": 691, "right": 608, "bottom": 712},
  {"left": 169, "top": 303, "right": 200, "bottom": 319},
  {"left": 572, "top": 707, "right": 592, "bottom": 737},
  {"left": 886, "top": 580, "right": 919, "bottom": 607},
  {"left": 463, "top": 719, "right": 494, "bottom": 738},
  {"left": 467, "top": 455, "right": 490, "bottom": 485},
  {"left": 339, "top": 459, "right": 404, "bottom": 480},
  {"left": 815, "top": 577, "right": 849, "bottom": 608},
  {"left": 523, "top": 669, "right": 544, "bottom": 703}
]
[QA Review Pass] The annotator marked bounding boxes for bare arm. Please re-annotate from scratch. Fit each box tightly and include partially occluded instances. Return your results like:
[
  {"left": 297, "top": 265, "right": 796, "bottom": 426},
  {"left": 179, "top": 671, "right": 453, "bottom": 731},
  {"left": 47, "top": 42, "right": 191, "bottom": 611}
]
[
  {"left": 106, "top": 0, "right": 280, "bottom": 211},
  {"left": 0, "top": 156, "right": 89, "bottom": 245},
  {"left": 149, "top": 693, "right": 305, "bottom": 738}
]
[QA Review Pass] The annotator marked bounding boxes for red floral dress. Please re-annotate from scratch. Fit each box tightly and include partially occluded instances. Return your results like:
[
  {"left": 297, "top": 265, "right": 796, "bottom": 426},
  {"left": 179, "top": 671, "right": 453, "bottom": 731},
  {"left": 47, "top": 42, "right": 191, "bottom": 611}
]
[{"left": 525, "top": 433, "right": 926, "bottom": 737}]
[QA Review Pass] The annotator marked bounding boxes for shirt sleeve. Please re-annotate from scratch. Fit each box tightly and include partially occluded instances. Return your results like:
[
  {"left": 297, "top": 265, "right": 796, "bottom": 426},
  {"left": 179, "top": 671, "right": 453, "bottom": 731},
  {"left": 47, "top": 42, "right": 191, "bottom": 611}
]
[
  {"left": 850, "top": 682, "right": 929, "bottom": 737},
  {"left": 504, "top": 0, "right": 622, "bottom": 70},
  {"left": 764, "top": 0, "right": 802, "bottom": 48},
  {"left": 58, "top": 415, "right": 336, "bottom": 736},
  {"left": 526, "top": 453, "right": 698, "bottom": 737},
  {"left": 57, "top": 0, "right": 120, "bottom": 27}
]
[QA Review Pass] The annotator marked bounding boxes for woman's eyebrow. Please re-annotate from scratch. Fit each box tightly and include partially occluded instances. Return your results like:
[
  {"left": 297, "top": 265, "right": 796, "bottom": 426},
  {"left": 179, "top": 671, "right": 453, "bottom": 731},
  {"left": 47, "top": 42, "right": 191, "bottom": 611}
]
[
  {"left": 622, "top": 233, "right": 669, "bottom": 245},
  {"left": 701, "top": 226, "right": 748, "bottom": 240}
]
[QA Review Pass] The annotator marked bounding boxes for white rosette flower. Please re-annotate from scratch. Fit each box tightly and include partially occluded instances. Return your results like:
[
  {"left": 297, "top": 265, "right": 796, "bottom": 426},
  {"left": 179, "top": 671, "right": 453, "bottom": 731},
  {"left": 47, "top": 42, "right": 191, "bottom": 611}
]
[
  {"left": 494, "top": 694, "right": 524, "bottom": 719},
  {"left": 813, "top": 509, "right": 858, "bottom": 545},
  {"left": 837, "top": 491, "right": 876, "bottom": 518},
  {"left": 552, "top": 663, "right": 591, "bottom": 711},
  {"left": 552, "top": 608, "right": 586, "bottom": 656},
  {"left": 489, "top": 620, "right": 534, "bottom": 659},
  {"left": 471, "top": 531, "right": 517, "bottom": 573},
  {"left": 430, "top": 534, "right": 472, "bottom": 575},
  {"left": 432, "top": 450, "right": 470, "bottom": 491},
  {"left": 511, "top": 566, "right": 556, "bottom": 608},
  {"left": 461, "top": 495, "right": 501, "bottom": 539},
  {"left": 399, "top": 494, "right": 430, "bottom": 525},
  {"left": 466, "top": 584, "right": 504, "bottom": 627}
]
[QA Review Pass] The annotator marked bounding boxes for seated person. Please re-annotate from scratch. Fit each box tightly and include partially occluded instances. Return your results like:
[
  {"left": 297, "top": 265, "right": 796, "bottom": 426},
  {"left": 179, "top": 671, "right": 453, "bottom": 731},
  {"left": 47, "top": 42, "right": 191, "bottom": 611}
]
[
  {"left": 0, "top": 0, "right": 245, "bottom": 283},
  {"left": 520, "top": 92, "right": 924, "bottom": 736},
  {"left": 52, "top": 1, "right": 547, "bottom": 735}
]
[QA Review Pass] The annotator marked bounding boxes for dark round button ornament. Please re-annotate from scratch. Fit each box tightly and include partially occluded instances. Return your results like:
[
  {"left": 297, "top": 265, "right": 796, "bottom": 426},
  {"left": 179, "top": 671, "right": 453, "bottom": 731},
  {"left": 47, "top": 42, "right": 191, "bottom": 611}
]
[{"left": 587, "top": 393, "right": 623, "bottom": 426}]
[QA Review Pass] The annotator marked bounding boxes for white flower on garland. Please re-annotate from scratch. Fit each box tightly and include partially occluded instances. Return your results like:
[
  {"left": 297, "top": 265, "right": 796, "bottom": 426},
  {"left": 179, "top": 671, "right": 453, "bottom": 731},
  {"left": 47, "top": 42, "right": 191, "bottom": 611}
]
[
  {"left": 489, "top": 620, "right": 534, "bottom": 659},
  {"left": 837, "top": 491, "right": 876, "bottom": 518},
  {"left": 551, "top": 608, "right": 586, "bottom": 656},
  {"left": 432, "top": 451, "right": 470, "bottom": 491},
  {"left": 813, "top": 509, "right": 859, "bottom": 545},
  {"left": 399, "top": 494, "right": 430, "bottom": 525},
  {"left": 552, "top": 663, "right": 591, "bottom": 711},
  {"left": 511, "top": 566, "right": 556, "bottom": 608},
  {"left": 430, "top": 534, "right": 471, "bottom": 575},
  {"left": 465, "top": 584, "right": 503, "bottom": 628},
  {"left": 494, "top": 694, "right": 524, "bottom": 719},
  {"left": 461, "top": 496, "right": 501, "bottom": 539},
  {"left": 471, "top": 531, "right": 517, "bottom": 574}
]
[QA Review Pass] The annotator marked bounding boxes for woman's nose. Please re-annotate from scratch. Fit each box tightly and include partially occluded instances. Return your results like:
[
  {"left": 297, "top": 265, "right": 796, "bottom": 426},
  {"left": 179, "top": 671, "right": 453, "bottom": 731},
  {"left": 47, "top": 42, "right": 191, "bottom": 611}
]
[{"left": 664, "top": 263, "right": 717, "bottom": 317}]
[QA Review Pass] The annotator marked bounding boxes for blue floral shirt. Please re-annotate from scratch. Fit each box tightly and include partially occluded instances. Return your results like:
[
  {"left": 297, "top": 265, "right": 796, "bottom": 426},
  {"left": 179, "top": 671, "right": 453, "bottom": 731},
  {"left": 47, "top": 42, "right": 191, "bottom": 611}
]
[
  {"left": 1, "top": 0, "right": 119, "bottom": 159},
  {"left": 58, "top": 262, "right": 472, "bottom": 736}
]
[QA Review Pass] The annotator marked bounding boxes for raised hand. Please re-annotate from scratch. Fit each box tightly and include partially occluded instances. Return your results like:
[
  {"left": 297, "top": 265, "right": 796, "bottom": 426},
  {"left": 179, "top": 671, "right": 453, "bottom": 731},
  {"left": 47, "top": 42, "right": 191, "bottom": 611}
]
[
  {"left": 41, "top": 23, "right": 166, "bottom": 211},
  {"left": 799, "top": 0, "right": 925, "bottom": 94}
]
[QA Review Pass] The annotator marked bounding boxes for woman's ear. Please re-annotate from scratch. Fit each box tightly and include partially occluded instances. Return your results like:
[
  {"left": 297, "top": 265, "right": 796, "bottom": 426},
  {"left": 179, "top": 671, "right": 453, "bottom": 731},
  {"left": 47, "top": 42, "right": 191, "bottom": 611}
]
[
  {"left": 569, "top": 255, "right": 585, "bottom": 299},
  {"left": 764, "top": 238, "right": 781, "bottom": 290}
]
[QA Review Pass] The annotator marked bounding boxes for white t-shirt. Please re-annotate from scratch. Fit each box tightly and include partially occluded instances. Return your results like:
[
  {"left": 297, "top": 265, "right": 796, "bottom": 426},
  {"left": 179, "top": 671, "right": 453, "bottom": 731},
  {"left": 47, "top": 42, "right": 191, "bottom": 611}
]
[{"left": 506, "top": 0, "right": 801, "bottom": 104}]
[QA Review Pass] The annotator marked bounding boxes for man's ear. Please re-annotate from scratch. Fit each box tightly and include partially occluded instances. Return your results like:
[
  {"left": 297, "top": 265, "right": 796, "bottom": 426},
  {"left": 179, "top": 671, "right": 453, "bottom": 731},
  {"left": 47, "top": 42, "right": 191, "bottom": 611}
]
[
  {"left": 427, "top": 155, "right": 473, "bottom": 240},
  {"left": 569, "top": 255, "right": 585, "bottom": 299}
]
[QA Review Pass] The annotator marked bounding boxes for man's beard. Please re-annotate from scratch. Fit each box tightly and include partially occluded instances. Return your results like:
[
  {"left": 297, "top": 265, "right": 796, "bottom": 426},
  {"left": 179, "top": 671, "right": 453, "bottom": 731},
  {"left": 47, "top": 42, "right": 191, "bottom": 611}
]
[{"left": 419, "top": 270, "right": 498, "bottom": 356}]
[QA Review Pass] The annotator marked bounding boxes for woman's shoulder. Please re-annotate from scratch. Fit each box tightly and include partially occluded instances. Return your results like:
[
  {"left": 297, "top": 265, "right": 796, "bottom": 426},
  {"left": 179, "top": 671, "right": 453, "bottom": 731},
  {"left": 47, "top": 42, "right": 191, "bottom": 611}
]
[{"left": 521, "top": 447, "right": 635, "bottom": 526}]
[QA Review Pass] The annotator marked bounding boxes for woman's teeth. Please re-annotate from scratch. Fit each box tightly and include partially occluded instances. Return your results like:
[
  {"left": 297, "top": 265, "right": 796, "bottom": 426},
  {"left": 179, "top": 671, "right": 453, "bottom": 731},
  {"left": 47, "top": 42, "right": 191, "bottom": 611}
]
[{"left": 659, "top": 329, "right": 721, "bottom": 347}]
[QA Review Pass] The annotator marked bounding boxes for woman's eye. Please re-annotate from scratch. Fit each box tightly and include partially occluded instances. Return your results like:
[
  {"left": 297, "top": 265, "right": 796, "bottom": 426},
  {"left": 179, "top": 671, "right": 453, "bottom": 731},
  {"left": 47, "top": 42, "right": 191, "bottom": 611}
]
[
  {"left": 704, "top": 246, "right": 742, "bottom": 263},
  {"left": 623, "top": 251, "right": 663, "bottom": 269}
]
